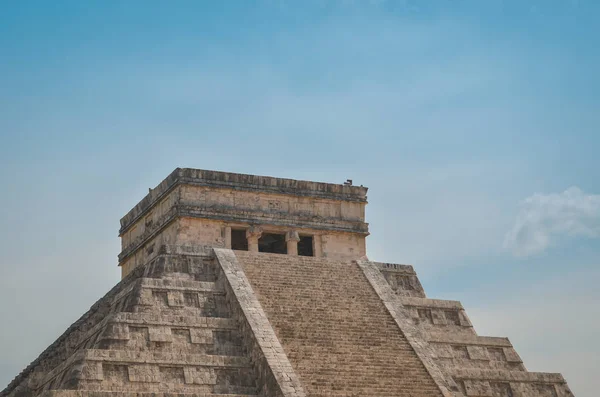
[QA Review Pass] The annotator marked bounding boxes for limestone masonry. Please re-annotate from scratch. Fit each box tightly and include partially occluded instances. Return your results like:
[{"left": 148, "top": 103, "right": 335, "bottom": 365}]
[{"left": 2, "top": 168, "right": 573, "bottom": 397}]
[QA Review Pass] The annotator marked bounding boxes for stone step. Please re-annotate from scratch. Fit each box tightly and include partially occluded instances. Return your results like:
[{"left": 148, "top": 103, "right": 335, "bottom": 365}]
[
  {"left": 38, "top": 349, "right": 256, "bottom": 396},
  {"left": 40, "top": 392, "right": 258, "bottom": 397},
  {"left": 41, "top": 349, "right": 253, "bottom": 388},
  {"left": 128, "top": 279, "right": 229, "bottom": 318},
  {"left": 450, "top": 368, "right": 566, "bottom": 383},
  {"left": 373, "top": 261, "right": 427, "bottom": 298},
  {"left": 450, "top": 368, "right": 572, "bottom": 397},
  {"left": 78, "top": 349, "right": 251, "bottom": 368},
  {"left": 425, "top": 332, "right": 525, "bottom": 369},
  {"left": 397, "top": 296, "right": 474, "bottom": 331},
  {"left": 97, "top": 318, "right": 245, "bottom": 357},
  {"left": 426, "top": 332, "right": 512, "bottom": 346},
  {"left": 109, "top": 312, "right": 237, "bottom": 329},
  {"left": 435, "top": 357, "right": 525, "bottom": 372},
  {"left": 139, "top": 278, "right": 221, "bottom": 292}
]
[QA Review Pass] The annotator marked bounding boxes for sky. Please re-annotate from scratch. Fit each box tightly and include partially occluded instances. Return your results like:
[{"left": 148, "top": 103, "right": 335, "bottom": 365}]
[{"left": 0, "top": 0, "right": 599, "bottom": 395}]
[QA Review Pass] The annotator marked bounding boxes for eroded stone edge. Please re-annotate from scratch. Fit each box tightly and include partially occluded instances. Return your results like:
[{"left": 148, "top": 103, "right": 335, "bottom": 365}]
[
  {"left": 356, "top": 259, "right": 463, "bottom": 397},
  {"left": 213, "top": 248, "right": 306, "bottom": 397}
]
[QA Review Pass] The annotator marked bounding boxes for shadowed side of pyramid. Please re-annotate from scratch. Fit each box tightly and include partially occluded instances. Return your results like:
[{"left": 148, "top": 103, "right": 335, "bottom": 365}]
[{"left": 2, "top": 247, "right": 278, "bottom": 397}]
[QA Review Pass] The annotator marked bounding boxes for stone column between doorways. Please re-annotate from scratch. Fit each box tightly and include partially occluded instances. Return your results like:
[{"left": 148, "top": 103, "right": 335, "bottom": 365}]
[
  {"left": 246, "top": 226, "right": 263, "bottom": 252},
  {"left": 286, "top": 230, "right": 301, "bottom": 255},
  {"left": 224, "top": 226, "right": 232, "bottom": 248}
]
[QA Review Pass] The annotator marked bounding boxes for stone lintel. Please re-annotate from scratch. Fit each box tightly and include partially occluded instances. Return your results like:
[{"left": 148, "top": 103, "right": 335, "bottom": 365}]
[
  {"left": 118, "top": 208, "right": 368, "bottom": 264},
  {"left": 177, "top": 206, "right": 369, "bottom": 234}
]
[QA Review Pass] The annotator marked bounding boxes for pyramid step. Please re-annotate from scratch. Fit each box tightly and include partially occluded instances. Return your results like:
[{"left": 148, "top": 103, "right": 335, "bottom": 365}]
[
  {"left": 425, "top": 331, "right": 526, "bottom": 371},
  {"left": 450, "top": 368, "right": 566, "bottom": 383},
  {"left": 40, "top": 391, "right": 258, "bottom": 397},
  {"left": 98, "top": 318, "right": 245, "bottom": 357},
  {"left": 109, "top": 312, "right": 237, "bottom": 329},
  {"left": 38, "top": 350, "right": 257, "bottom": 396},
  {"left": 78, "top": 349, "right": 252, "bottom": 368},
  {"left": 41, "top": 350, "right": 253, "bottom": 388},
  {"left": 398, "top": 296, "right": 474, "bottom": 328},
  {"left": 127, "top": 278, "right": 229, "bottom": 318},
  {"left": 139, "top": 278, "right": 221, "bottom": 292},
  {"left": 426, "top": 332, "right": 511, "bottom": 346},
  {"left": 450, "top": 368, "right": 572, "bottom": 397}
]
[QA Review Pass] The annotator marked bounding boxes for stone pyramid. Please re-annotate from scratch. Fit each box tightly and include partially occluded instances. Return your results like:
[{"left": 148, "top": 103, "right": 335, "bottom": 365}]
[{"left": 2, "top": 168, "right": 574, "bottom": 397}]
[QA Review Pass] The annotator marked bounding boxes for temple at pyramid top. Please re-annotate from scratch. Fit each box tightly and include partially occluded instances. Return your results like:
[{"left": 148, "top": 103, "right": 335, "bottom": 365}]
[{"left": 119, "top": 168, "right": 370, "bottom": 278}]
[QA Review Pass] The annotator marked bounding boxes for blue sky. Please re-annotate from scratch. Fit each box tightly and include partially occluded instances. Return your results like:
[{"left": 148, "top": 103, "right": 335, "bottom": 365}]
[{"left": 1, "top": 1, "right": 599, "bottom": 395}]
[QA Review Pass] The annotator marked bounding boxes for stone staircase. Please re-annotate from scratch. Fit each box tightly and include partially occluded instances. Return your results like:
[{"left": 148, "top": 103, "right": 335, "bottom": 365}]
[
  {"left": 235, "top": 251, "right": 444, "bottom": 397},
  {"left": 2, "top": 251, "right": 259, "bottom": 397}
]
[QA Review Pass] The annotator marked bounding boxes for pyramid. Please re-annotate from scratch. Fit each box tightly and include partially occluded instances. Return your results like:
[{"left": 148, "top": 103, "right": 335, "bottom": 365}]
[{"left": 2, "top": 168, "right": 574, "bottom": 397}]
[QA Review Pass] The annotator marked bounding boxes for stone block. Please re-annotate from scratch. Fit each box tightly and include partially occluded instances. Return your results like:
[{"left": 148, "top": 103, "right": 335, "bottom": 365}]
[
  {"left": 431, "top": 309, "right": 448, "bottom": 325},
  {"left": 80, "top": 362, "right": 103, "bottom": 381},
  {"left": 148, "top": 326, "right": 172, "bottom": 343},
  {"left": 464, "top": 380, "right": 493, "bottom": 396},
  {"left": 127, "top": 365, "right": 160, "bottom": 383},
  {"left": 511, "top": 382, "right": 560, "bottom": 397},
  {"left": 190, "top": 328, "right": 214, "bottom": 344},
  {"left": 101, "top": 323, "right": 130, "bottom": 341},
  {"left": 406, "top": 306, "right": 420, "bottom": 318},
  {"left": 466, "top": 346, "right": 490, "bottom": 361},
  {"left": 489, "top": 382, "right": 513, "bottom": 397},
  {"left": 183, "top": 367, "right": 217, "bottom": 385},
  {"left": 435, "top": 344, "right": 455, "bottom": 359},
  {"left": 167, "top": 291, "right": 185, "bottom": 307},
  {"left": 137, "top": 288, "right": 154, "bottom": 306}
]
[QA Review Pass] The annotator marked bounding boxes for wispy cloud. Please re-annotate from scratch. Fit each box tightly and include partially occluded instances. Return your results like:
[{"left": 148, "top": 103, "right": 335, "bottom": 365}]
[{"left": 504, "top": 187, "right": 600, "bottom": 256}]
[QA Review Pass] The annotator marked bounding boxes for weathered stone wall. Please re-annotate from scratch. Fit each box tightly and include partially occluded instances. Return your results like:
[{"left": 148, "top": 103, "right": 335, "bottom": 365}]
[
  {"left": 120, "top": 190, "right": 178, "bottom": 251},
  {"left": 320, "top": 232, "right": 366, "bottom": 259},
  {"left": 120, "top": 168, "right": 367, "bottom": 233},
  {"left": 177, "top": 218, "right": 225, "bottom": 248},
  {"left": 180, "top": 185, "right": 365, "bottom": 222},
  {"left": 118, "top": 169, "right": 370, "bottom": 278},
  {"left": 375, "top": 262, "right": 427, "bottom": 298},
  {"left": 120, "top": 221, "right": 179, "bottom": 278}
]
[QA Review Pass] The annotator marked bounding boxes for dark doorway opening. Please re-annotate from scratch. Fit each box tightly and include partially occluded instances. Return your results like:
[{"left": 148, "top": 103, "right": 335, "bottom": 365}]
[
  {"left": 298, "top": 235, "right": 314, "bottom": 256},
  {"left": 231, "top": 229, "right": 248, "bottom": 251},
  {"left": 258, "top": 233, "right": 287, "bottom": 254}
]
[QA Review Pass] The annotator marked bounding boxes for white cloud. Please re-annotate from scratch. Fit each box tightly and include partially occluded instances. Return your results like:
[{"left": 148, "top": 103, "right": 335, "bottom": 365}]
[{"left": 504, "top": 187, "right": 600, "bottom": 256}]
